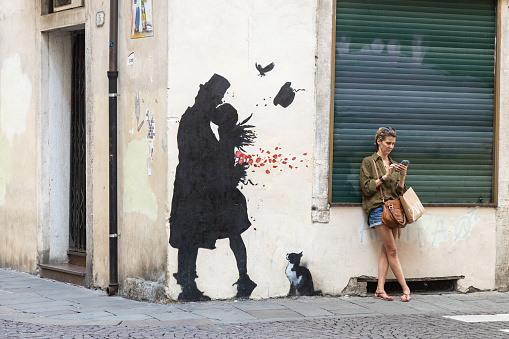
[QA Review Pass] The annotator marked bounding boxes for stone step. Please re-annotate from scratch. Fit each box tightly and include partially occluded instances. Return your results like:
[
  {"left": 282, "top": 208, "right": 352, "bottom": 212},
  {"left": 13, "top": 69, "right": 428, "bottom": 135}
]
[
  {"left": 68, "top": 250, "right": 86, "bottom": 267},
  {"left": 39, "top": 263, "right": 86, "bottom": 287}
]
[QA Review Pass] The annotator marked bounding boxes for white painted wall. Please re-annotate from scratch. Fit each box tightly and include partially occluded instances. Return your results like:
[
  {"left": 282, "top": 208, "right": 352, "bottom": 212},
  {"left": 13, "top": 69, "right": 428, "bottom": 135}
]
[
  {"left": 47, "top": 31, "right": 72, "bottom": 263},
  {"left": 167, "top": 0, "right": 318, "bottom": 299},
  {"left": 0, "top": 1, "right": 38, "bottom": 272},
  {"left": 165, "top": 0, "right": 504, "bottom": 300}
]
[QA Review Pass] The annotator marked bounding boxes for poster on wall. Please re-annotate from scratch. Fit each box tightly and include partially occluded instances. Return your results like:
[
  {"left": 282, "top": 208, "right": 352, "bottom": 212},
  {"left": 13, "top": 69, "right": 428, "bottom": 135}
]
[{"left": 131, "top": 0, "right": 153, "bottom": 38}]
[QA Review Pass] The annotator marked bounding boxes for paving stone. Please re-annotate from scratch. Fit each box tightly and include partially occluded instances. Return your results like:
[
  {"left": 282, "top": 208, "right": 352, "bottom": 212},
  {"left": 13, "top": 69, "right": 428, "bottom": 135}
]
[
  {"left": 15, "top": 301, "right": 78, "bottom": 312},
  {"left": 246, "top": 308, "right": 304, "bottom": 320},
  {"left": 418, "top": 295, "right": 486, "bottom": 313},
  {"left": 276, "top": 301, "right": 335, "bottom": 317},
  {"left": 405, "top": 299, "right": 452, "bottom": 314},
  {"left": 0, "top": 305, "right": 17, "bottom": 314},
  {"left": 51, "top": 311, "right": 119, "bottom": 321},
  {"left": 230, "top": 300, "right": 288, "bottom": 312},
  {"left": 174, "top": 300, "right": 237, "bottom": 311},
  {"left": 147, "top": 311, "right": 206, "bottom": 321},
  {"left": 32, "top": 309, "right": 80, "bottom": 317},
  {"left": 0, "top": 312, "right": 40, "bottom": 321},
  {"left": 329, "top": 308, "right": 380, "bottom": 316},
  {"left": 193, "top": 307, "right": 258, "bottom": 322},
  {"left": 107, "top": 304, "right": 180, "bottom": 316}
]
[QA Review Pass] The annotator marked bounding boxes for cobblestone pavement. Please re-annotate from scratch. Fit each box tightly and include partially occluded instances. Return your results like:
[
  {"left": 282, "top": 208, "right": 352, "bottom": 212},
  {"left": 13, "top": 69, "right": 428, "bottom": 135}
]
[
  {"left": 3, "top": 314, "right": 509, "bottom": 338},
  {"left": 2, "top": 269, "right": 509, "bottom": 338}
]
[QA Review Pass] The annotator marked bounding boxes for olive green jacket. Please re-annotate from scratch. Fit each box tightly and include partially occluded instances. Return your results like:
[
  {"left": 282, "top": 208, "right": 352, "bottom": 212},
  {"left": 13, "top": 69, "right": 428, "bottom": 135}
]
[{"left": 359, "top": 152, "right": 406, "bottom": 216}]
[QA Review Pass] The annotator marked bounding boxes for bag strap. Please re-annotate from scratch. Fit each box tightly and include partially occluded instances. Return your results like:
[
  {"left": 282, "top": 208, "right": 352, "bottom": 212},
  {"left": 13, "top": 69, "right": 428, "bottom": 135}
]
[{"left": 371, "top": 157, "right": 384, "bottom": 203}]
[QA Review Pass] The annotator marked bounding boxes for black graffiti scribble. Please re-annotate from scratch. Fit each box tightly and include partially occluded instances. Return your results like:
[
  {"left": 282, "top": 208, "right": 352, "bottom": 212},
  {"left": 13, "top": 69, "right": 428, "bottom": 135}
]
[
  {"left": 255, "top": 62, "right": 275, "bottom": 76},
  {"left": 169, "top": 74, "right": 257, "bottom": 301},
  {"left": 240, "top": 178, "right": 257, "bottom": 186},
  {"left": 273, "top": 82, "right": 305, "bottom": 108}
]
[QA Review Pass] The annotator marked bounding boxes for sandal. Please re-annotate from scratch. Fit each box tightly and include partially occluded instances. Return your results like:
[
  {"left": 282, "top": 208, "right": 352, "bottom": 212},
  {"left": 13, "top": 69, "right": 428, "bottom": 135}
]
[
  {"left": 400, "top": 293, "right": 411, "bottom": 302},
  {"left": 373, "top": 292, "right": 394, "bottom": 301}
]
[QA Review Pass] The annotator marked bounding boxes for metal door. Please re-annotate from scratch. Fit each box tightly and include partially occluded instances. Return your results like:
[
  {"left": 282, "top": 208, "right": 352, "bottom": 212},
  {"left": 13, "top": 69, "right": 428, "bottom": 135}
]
[{"left": 69, "top": 31, "right": 86, "bottom": 252}]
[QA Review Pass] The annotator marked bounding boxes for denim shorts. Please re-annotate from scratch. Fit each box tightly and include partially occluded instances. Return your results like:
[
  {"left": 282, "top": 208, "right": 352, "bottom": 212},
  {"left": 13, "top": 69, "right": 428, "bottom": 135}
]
[{"left": 368, "top": 205, "right": 384, "bottom": 228}]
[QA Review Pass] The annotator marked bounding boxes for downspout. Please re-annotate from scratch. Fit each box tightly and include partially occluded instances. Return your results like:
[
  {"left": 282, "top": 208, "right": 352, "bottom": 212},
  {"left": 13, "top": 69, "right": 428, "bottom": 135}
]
[{"left": 106, "top": 0, "right": 119, "bottom": 296}]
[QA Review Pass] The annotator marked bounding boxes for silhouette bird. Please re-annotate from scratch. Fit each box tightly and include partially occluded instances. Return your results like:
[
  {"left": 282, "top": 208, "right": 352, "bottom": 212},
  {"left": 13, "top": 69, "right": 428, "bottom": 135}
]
[{"left": 255, "top": 62, "right": 275, "bottom": 76}]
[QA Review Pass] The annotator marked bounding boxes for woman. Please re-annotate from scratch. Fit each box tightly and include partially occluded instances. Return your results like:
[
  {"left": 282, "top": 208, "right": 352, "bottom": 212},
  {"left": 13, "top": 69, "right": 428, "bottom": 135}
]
[{"left": 359, "top": 127, "right": 411, "bottom": 302}]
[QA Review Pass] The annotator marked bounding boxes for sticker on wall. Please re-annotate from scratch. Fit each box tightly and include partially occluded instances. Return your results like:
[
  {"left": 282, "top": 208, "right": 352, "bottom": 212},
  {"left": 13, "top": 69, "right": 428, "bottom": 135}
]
[
  {"left": 131, "top": 0, "right": 153, "bottom": 38},
  {"left": 273, "top": 82, "right": 305, "bottom": 108},
  {"left": 161, "top": 137, "right": 167, "bottom": 152},
  {"left": 135, "top": 92, "right": 141, "bottom": 125},
  {"left": 127, "top": 52, "right": 136, "bottom": 67},
  {"left": 255, "top": 62, "right": 275, "bottom": 77},
  {"left": 146, "top": 109, "right": 155, "bottom": 162},
  {"left": 169, "top": 74, "right": 257, "bottom": 301}
]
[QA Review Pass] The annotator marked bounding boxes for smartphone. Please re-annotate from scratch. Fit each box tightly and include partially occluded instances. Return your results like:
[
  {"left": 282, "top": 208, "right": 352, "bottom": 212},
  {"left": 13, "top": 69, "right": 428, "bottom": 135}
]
[{"left": 396, "top": 160, "right": 409, "bottom": 171}]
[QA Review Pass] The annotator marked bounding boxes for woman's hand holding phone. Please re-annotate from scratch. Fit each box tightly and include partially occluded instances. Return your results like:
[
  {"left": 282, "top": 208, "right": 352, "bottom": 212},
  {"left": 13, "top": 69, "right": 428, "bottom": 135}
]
[{"left": 395, "top": 160, "right": 409, "bottom": 174}]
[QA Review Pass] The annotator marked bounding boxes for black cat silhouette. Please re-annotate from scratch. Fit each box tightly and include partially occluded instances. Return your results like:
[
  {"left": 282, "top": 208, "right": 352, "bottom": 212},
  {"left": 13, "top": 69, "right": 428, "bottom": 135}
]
[{"left": 285, "top": 252, "right": 318, "bottom": 296}]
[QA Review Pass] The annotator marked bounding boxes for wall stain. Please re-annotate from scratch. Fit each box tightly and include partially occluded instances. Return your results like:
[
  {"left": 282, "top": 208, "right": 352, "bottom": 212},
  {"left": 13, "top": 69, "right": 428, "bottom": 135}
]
[
  {"left": 0, "top": 131, "right": 12, "bottom": 204},
  {"left": 1, "top": 53, "right": 32, "bottom": 144},
  {"left": 123, "top": 139, "right": 157, "bottom": 220},
  {"left": 359, "top": 208, "right": 479, "bottom": 247}
]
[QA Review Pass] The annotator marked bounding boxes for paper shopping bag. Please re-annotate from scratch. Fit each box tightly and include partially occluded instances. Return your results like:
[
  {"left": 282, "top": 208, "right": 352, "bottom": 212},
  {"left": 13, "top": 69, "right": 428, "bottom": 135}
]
[{"left": 400, "top": 187, "right": 425, "bottom": 224}]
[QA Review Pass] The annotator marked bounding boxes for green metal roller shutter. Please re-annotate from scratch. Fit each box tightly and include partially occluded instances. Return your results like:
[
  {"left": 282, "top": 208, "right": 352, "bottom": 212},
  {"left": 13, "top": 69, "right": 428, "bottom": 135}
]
[{"left": 332, "top": 0, "right": 496, "bottom": 204}]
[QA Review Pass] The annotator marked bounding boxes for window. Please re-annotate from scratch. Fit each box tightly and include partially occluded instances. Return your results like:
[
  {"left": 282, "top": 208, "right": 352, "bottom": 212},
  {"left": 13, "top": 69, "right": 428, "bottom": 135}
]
[{"left": 331, "top": 0, "right": 496, "bottom": 204}]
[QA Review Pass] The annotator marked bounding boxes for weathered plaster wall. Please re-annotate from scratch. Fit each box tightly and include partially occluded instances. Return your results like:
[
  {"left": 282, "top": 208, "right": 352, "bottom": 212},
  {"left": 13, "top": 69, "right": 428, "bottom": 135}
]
[
  {"left": 0, "top": 2, "right": 38, "bottom": 272},
  {"left": 328, "top": 207, "right": 496, "bottom": 293},
  {"left": 86, "top": 1, "right": 169, "bottom": 290},
  {"left": 116, "top": 0, "right": 169, "bottom": 290},
  {"left": 166, "top": 0, "right": 317, "bottom": 299},
  {"left": 496, "top": 0, "right": 509, "bottom": 291},
  {"left": 165, "top": 0, "right": 502, "bottom": 300},
  {"left": 47, "top": 31, "right": 72, "bottom": 263},
  {"left": 87, "top": 1, "right": 112, "bottom": 289},
  {"left": 317, "top": 0, "right": 500, "bottom": 294},
  {"left": 0, "top": 0, "right": 504, "bottom": 299}
]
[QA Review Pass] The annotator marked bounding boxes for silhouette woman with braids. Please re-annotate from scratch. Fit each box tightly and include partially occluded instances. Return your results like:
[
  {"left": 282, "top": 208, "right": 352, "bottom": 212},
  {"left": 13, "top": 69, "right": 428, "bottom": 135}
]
[{"left": 169, "top": 74, "right": 257, "bottom": 301}]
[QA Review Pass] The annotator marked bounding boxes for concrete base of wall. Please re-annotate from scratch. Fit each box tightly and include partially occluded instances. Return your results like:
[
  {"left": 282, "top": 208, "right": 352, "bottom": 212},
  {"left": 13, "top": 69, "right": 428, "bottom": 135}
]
[{"left": 121, "top": 277, "right": 167, "bottom": 303}]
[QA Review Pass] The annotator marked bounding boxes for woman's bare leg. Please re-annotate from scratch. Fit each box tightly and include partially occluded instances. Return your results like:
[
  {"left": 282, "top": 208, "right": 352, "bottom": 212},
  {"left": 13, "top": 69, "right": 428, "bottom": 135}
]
[
  {"left": 375, "top": 225, "right": 410, "bottom": 298},
  {"left": 375, "top": 242, "right": 390, "bottom": 295}
]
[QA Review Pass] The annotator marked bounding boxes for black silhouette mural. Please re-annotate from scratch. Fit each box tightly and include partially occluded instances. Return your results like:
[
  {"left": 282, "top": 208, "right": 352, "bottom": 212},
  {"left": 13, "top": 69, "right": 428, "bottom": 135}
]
[
  {"left": 255, "top": 62, "right": 275, "bottom": 76},
  {"left": 273, "top": 82, "right": 305, "bottom": 108},
  {"left": 285, "top": 252, "right": 320, "bottom": 296},
  {"left": 169, "top": 74, "right": 257, "bottom": 301}
]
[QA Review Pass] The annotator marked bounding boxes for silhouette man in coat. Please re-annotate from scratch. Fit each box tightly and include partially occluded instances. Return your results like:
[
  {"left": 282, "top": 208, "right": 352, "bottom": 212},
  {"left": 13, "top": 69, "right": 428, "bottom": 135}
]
[{"left": 169, "top": 74, "right": 257, "bottom": 301}]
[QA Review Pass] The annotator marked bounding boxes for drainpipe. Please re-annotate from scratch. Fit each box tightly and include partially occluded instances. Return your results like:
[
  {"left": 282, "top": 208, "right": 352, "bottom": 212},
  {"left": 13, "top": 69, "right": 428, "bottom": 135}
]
[{"left": 106, "top": 0, "right": 119, "bottom": 296}]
